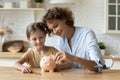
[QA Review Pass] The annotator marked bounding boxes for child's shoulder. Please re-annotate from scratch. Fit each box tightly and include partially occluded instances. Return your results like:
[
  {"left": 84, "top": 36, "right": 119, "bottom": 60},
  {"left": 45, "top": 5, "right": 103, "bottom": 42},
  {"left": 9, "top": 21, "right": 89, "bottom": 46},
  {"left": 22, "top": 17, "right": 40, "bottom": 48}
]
[
  {"left": 24, "top": 48, "right": 36, "bottom": 55},
  {"left": 26, "top": 48, "right": 35, "bottom": 52}
]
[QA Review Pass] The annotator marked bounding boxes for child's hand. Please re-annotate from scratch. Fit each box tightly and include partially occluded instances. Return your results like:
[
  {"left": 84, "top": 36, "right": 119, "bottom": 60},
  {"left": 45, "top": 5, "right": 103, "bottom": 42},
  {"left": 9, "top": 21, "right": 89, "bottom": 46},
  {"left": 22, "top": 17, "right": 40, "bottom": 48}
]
[{"left": 21, "top": 66, "right": 32, "bottom": 73}]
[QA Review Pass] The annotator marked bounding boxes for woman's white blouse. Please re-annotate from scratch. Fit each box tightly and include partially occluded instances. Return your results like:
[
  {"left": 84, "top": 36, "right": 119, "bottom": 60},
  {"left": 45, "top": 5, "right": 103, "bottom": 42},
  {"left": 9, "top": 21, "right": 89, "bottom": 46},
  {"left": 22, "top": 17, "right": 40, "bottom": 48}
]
[{"left": 57, "top": 27, "right": 104, "bottom": 72}]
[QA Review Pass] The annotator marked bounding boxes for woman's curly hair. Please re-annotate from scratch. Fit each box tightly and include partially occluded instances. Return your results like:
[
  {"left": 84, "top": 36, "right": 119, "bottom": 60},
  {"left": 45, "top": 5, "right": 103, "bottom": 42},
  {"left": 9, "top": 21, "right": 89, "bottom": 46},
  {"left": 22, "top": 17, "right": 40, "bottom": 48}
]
[{"left": 43, "top": 7, "right": 74, "bottom": 27}]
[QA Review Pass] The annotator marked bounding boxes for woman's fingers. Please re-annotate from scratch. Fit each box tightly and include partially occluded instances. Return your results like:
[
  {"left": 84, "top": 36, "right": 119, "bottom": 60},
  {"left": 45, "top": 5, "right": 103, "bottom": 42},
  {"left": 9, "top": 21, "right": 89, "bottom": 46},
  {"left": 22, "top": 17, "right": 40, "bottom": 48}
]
[
  {"left": 56, "top": 55, "right": 63, "bottom": 63},
  {"left": 55, "top": 51, "right": 66, "bottom": 63},
  {"left": 55, "top": 51, "right": 74, "bottom": 63}
]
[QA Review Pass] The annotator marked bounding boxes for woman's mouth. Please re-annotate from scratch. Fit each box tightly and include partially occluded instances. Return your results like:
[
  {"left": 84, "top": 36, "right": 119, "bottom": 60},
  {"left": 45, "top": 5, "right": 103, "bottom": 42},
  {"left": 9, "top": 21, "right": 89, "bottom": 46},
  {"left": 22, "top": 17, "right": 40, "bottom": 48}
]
[{"left": 57, "top": 31, "right": 62, "bottom": 35}]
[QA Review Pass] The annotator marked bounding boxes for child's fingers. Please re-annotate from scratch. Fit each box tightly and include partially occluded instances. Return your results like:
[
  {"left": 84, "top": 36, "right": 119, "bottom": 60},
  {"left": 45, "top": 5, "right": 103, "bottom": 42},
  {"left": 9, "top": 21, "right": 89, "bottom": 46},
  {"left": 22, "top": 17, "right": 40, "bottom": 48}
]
[
  {"left": 26, "top": 67, "right": 32, "bottom": 73},
  {"left": 22, "top": 67, "right": 32, "bottom": 73}
]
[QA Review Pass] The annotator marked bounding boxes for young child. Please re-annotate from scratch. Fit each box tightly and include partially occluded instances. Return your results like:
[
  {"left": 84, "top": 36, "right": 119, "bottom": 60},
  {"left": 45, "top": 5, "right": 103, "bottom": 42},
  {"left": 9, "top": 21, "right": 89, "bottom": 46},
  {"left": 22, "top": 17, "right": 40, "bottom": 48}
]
[{"left": 13, "top": 22, "right": 71, "bottom": 73}]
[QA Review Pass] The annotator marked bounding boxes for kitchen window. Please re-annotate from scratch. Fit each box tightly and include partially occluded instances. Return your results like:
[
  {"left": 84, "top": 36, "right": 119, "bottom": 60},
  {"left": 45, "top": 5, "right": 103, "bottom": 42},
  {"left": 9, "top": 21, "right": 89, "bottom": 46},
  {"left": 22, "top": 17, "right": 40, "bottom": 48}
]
[{"left": 106, "top": 0, "right": 120, "bottom": 33}]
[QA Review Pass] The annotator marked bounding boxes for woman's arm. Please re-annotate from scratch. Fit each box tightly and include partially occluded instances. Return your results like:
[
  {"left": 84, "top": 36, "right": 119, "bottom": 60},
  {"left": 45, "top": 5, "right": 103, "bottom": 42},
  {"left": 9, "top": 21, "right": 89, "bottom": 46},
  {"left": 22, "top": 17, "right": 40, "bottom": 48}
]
[
  {"left": 55, "top": 61, "right": 72, "bottom": 71},
  {"left": 73, "top": 56, "right": 98, "bottom": 72},
  {"left": 55, "top": 51, "right": 100, "bottom": 72}
]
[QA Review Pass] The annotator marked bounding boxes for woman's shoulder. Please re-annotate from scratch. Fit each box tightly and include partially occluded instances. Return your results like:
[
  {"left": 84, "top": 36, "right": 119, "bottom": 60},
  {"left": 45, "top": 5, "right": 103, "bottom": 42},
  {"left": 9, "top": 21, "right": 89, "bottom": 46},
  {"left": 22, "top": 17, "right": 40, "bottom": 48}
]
[
  {"left": 75, "top": 27, "right": 94, "bottom": 36},
  {"left": 75, "top": 27, "right": 93, "bottom": 32}
]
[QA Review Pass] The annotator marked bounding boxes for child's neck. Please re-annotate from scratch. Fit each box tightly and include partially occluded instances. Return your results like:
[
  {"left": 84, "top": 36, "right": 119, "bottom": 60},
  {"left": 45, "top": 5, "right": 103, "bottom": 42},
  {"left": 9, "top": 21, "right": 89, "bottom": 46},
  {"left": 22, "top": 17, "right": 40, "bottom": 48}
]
[{"left": 35, "top": 46, "right": 46, "bottom": 54}]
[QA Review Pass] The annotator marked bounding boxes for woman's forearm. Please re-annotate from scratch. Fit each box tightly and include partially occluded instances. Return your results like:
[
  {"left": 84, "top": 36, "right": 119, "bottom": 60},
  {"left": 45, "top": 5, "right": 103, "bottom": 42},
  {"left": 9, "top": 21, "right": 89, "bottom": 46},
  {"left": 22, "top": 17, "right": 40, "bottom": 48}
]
[
  {"left": 66, "top": 53, "right": 98, "bottom": 72},
  {"left": 71, "top": 56, "right": 98, "bottom": 72},
  {"left": 55, "top": 62, "right": 72, "bottom": 71}
]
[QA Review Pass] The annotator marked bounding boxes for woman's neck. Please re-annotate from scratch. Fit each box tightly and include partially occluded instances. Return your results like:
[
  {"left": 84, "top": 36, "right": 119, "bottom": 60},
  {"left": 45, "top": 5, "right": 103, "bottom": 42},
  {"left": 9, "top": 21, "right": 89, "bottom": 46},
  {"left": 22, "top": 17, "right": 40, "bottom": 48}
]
[{"left": 67, "top": 26, "right": 75, "bottom": 41}]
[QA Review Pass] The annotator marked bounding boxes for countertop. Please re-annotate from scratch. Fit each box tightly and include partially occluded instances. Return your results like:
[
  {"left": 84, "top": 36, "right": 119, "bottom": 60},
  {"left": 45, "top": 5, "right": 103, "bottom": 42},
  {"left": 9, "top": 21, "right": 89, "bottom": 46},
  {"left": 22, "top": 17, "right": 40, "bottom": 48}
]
[
  {"left": 0, "top": 52, "right": 23, "bottom": 59},
  {"left": 0, "top": 52, "right": 120, "bottom": 61},
  {"left": 0, "top": 67, "right": 120, "bottom": 80},
  {"left": 103, "top": 55, "right": 120, "bottom": 61}
]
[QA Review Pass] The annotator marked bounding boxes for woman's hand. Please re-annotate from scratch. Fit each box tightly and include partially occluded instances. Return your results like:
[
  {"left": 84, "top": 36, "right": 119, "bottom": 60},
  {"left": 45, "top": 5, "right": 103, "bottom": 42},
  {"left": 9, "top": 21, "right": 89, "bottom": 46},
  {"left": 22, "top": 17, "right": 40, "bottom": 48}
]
[
  {"left": 55, "top": 51, "right": 73, "bottom": 64},
  {"left": 21, "top": 66, "right": 32, "bottom": 73}
]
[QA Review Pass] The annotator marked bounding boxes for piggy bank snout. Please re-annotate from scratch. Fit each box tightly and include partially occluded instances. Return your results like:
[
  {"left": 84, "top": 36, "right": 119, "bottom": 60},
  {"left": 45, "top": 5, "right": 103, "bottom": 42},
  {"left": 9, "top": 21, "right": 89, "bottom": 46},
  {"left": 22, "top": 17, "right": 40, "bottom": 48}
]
[
  {"left": 40, "top": 56, "right": 56, "bottom": 72},
  {"left": 45, "top": 62, "right": 50, "bottom": 66}
]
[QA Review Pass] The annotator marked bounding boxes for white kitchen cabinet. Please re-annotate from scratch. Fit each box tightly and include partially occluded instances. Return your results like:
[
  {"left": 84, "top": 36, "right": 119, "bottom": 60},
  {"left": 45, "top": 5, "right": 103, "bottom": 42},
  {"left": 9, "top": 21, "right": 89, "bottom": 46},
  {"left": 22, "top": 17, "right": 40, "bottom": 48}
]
[
  {"left": 0, "top": 8, "right": 44, "bottom": 22},
  {"left": 0, "top": 8, "right": 44, "bottom": 11},
  {"left": 0, "top": 59, "right": 18, "bottom": 66},
  {"left": 111, "top": 61, "right": 120, "bottom": 69},
  {"left": 0, "top": 52, "right": 24, "bottom": 66},
  {"left": 106, "top": 0, "right": 120, "bottom": 34},
  {"left": 0, "top": 58, "right": 28, "bottom": 66},
  {"left": 104, "top": 55, "right": 120, "bottom": 69}
]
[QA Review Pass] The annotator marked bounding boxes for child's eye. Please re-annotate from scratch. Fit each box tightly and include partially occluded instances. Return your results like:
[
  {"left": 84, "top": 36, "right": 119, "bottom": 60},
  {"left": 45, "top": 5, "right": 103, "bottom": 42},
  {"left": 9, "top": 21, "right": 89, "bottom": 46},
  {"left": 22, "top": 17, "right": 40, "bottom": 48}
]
[
  {"left": 50, "top": 59, "right": 53, "bottom": 61},
  {"left": 33, "top": 38, "right": 36, "bottom": 41}
]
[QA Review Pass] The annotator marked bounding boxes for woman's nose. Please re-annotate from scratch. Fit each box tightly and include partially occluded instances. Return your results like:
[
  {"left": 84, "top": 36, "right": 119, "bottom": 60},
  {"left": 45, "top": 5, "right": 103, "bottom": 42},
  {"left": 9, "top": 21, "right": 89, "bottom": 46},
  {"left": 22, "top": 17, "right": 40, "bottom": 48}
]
[{"left": 53, "top": 29, "right": 57, "bottom": 34}]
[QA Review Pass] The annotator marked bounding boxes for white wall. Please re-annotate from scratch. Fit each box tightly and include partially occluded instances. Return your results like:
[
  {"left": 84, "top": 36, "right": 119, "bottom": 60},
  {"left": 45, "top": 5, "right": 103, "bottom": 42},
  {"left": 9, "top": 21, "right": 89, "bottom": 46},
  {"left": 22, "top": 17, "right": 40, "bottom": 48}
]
[
  {"left": 72, "top": 0, "right": 120, "bottom": 55},
  {"left": 0, "top": 0, "right": 120, "bottom": 55}
]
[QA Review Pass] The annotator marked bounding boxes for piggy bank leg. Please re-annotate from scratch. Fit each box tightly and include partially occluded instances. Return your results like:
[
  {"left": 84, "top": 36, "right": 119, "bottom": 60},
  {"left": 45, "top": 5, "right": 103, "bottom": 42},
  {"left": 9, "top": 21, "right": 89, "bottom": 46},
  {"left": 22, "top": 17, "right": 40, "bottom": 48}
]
[
  {"left": 41, "top": 68, "right": 45, "bottom": 72},
  {"left": 49, "top": 69, "right": 54, "bottom": 72}
]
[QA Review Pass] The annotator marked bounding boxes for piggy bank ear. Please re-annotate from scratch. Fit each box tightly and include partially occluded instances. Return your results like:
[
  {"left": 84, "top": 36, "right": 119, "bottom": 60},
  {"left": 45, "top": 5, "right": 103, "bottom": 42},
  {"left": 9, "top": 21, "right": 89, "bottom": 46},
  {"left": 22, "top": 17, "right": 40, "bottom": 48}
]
[
  {"left": 49, "top": 54, "right": 55, "bottom": 59},
  {"left": 40, "top": 50, "right": 44, "bottom": 56},
  {"left": 40, "top": 50, "right": 46, "bottom": 57},
  {"left": 41, "top": 54, "right": 46, "bottom": 58}
]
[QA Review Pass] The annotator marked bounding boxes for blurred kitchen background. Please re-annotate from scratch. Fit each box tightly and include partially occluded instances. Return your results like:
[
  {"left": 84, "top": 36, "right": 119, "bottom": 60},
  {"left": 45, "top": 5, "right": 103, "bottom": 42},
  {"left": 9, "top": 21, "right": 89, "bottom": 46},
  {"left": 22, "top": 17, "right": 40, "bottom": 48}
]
[{"left": 0, "top": 0, "right": 120, "bottom": 56}]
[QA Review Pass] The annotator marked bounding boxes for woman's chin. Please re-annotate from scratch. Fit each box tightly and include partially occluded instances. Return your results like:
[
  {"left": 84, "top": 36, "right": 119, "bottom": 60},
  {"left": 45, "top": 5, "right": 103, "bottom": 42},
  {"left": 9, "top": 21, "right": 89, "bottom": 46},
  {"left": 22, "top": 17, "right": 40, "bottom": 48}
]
[
  {"left": 57, "top": 33, "right": 64, "bottom": 37},
  {"left": 37, "top": 46, "right": 44, "bottom": 50}
]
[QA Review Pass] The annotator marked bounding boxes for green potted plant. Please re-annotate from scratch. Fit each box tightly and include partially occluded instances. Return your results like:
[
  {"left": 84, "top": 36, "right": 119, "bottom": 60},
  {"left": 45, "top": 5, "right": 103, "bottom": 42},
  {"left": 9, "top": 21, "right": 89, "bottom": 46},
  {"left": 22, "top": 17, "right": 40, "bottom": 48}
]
[
  {"left": 33, "top": 0, "right": 44, "bottom": 8},
  {"left": 34, "top": 0, "right": 44, "bottom": 3},
  {"left": 98, "top": 42, "right": 106, "bottom": 56}
]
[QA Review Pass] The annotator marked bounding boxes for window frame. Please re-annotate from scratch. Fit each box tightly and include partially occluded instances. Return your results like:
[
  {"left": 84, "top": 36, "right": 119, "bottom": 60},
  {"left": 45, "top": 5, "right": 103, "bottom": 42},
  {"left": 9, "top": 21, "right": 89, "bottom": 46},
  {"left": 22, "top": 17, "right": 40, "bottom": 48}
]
[{"left": 106, "top": 0, "right": 120, "bottom": 33}]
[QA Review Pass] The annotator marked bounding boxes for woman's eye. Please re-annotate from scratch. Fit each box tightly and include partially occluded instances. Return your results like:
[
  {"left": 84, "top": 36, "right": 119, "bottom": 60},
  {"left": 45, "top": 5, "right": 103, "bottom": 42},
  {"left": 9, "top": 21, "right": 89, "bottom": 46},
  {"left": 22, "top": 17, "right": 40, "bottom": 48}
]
[{"left": 54, "top": 24, "right": 58, "bottom": 28}]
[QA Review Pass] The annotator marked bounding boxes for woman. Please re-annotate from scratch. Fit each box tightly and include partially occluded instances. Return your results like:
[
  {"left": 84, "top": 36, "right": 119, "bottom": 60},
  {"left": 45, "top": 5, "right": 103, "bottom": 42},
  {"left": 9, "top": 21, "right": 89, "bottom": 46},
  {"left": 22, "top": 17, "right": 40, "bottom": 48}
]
[{"left": 43, "top": 7, "right": 105, "bottom": 72}]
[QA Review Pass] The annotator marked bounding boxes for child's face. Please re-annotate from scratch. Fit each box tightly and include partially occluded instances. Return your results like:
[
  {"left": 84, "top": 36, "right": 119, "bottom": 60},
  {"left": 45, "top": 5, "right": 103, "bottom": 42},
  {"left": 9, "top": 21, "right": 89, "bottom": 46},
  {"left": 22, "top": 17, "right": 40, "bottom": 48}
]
[{"left": 29, "top": 30, "right": 46, "bottom": 50}]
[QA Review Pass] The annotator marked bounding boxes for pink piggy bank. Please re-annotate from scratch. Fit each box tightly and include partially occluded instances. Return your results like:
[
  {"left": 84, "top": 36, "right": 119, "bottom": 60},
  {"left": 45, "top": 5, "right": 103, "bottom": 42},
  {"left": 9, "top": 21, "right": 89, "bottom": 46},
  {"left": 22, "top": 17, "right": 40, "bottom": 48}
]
[{"left": 40, "top": 55, "right": 56, "bottom": 72}]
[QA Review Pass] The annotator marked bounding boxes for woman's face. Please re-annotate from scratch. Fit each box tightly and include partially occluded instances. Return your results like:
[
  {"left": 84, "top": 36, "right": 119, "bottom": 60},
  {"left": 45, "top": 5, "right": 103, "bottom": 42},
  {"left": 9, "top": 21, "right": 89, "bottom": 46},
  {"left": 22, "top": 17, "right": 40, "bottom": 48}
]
[
  {"left": 28, "top": 30, "right": 46, "bottom": 50},
  {"left": 47, "top": 19, "right": 68, "bottom": 38}
]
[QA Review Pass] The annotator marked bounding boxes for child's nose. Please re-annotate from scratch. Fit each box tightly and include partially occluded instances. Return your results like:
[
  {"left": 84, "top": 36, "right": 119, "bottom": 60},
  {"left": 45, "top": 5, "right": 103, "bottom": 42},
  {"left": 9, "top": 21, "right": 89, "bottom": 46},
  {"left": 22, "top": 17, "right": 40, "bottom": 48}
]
[{"left": 36, "top": 39, "right": 41, "bottom": 43}]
